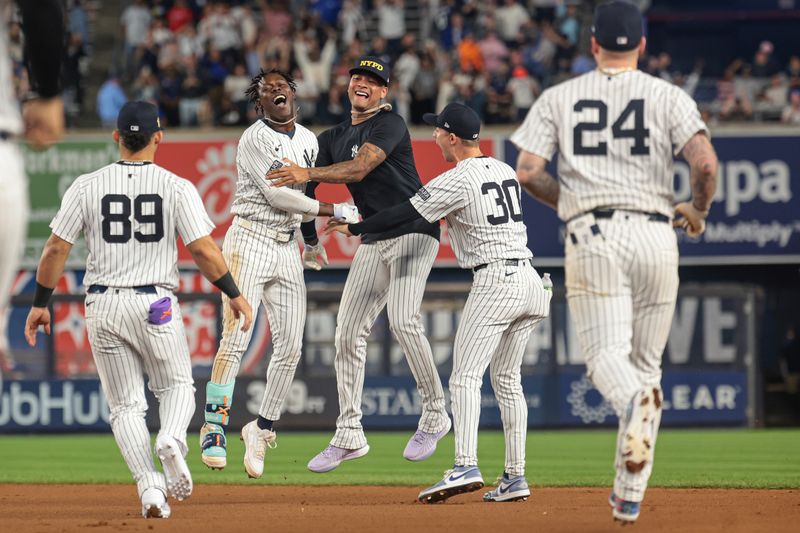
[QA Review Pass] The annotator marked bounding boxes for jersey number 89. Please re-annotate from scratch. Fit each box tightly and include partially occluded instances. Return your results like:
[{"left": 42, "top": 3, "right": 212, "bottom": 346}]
[{"left": 101, "top": 194, "right": 165, "bottom": 243}]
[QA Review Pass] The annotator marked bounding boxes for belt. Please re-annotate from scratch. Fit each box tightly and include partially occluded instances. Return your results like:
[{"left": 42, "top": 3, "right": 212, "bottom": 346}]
[
  {"left": 88, "top": 284, "right": 157, "bottom": 294},
  {"left": 472, "top": 258, "right": 531, "bottom": 273},
  {"left": 592, "top": 209, "right": 670, "bottom": 224},
  {"left": 233, "top": 217, "right": 295, "bottom": 243}
]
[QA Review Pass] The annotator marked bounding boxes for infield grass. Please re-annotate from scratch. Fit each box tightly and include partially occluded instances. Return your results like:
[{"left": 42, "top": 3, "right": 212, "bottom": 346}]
[{"left": 0, "top": 429, "right": 798, "bottom": 488}]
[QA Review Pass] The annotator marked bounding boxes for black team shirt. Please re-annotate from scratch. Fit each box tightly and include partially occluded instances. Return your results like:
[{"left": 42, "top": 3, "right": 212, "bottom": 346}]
[{"left": 301, "top": 110, "right": 440, "bottom": 244}]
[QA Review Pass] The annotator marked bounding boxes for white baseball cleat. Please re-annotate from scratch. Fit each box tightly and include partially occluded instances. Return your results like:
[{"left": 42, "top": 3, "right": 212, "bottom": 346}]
[
  {"left": 141, "top": 487, "right": 171, "bottom": 518},
  {"left": 240, "top": 420, "right": 277, "bottom": 479},
  {"left": 156, "top": 434, "right": 193, "bottom": 501}
]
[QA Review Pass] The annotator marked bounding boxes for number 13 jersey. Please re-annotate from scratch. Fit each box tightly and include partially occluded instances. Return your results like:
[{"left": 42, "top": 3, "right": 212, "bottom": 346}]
[
  {"left": 410, "top": 156, "right": 531, "bottom": 270},
  {"left": 510, "top": 69, "right": 708, "bottom": 221},
  {"left": 50, "top": 161, "right": 214, "bottom": 291}
]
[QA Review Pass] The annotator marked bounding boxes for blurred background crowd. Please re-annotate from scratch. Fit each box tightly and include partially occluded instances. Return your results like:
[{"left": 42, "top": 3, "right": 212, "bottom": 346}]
[{"left": 9, "top": 0, "right": 800, "bottom": 129}]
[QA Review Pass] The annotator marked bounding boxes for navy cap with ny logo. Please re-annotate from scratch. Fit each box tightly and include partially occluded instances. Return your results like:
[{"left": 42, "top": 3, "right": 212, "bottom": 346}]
[
  {"left": 422, "top": 103, "right": 482, "bottom": 141},
  {"left": 117, "top": 101, "right": 163, "bottom": 135}
]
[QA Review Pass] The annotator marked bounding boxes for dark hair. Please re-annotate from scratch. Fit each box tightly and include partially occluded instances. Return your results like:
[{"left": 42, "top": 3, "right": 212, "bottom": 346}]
[
  {"left": 245, "top": 68, "right": 296, "bottom": 116},
  {"left": 119, "top": 131, "right": 152, "bottom": 153}
]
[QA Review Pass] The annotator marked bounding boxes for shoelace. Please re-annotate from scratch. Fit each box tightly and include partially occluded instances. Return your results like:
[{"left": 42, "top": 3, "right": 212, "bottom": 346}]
[
  {"left": 412, "top": 431, "right": 427, "bottom": 445},
  {"left": 254, "top": 430, "right": 277, "bottom": 460}
]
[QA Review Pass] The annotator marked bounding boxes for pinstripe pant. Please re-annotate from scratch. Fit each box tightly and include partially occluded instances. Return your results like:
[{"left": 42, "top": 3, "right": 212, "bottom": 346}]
[
  {"left": 565, "top": 211, "right": 678, "bottom": 502},
  {"left": 332, "top": 233, "right": 447, "bottom": 449},
  {"left": 0, "top": 143, "right": 26, "bottom": 395},
  {"left": 210, "top": 222, "right": 305, "bottom": 421},
  {"left": 451, "top": 261, "right": 551, "bottom": 475},
  {"left": 85, "top": 287, "right": 195, "bottom": 498}
]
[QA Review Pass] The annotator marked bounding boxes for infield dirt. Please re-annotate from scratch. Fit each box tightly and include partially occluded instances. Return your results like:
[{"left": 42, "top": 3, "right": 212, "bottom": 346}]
[{"left": 0, "top": 484, "right": 797, "bottom": 532}]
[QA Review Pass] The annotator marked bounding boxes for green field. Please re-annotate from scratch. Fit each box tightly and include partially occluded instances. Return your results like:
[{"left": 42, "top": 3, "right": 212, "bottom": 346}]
[{"left": 1, "top": 429, "right": 798, "bottom": 488}]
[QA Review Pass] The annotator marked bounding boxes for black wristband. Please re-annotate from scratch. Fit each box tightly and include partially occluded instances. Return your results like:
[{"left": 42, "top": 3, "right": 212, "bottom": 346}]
[
  {"left": 212, "top": 272, "right": 241, "bottom": 299},
  {"left": 348, "top": 223, "right": 363, "bottom": 236},
  {"left": 33, "top": 281, "right": 54, "bottom": 308}
]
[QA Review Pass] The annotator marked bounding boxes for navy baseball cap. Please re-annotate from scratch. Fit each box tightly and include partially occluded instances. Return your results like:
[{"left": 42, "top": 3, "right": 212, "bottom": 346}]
[
  {"left": 117, "top": 101, "right": 162, "bottom": 135},
  {"left": 423, "top": 102, "right": 481, "bottom": 141},
  {"left": 349, "top": 56, "right": 391, "bottom": 85},
  {"left": 592, "top": 1, "right": 643, "bottom": 52}
]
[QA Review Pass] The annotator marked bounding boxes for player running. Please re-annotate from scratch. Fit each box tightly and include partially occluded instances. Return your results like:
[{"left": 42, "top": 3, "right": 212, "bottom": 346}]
[
  {"left": 327, "top": 103, "right": 551, "bottom": 504},
  {"left": 511, "top": 1, "right": 718, "bottom": 523},
  {"left": 24, "top": 101, "right": 254, "bottom": 519},
  {"left": 199, "top": 69, "right": 358, "bottom": 478}
]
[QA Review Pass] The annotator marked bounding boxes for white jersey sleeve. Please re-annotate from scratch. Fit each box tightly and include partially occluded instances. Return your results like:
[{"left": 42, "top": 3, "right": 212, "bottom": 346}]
[
  {"left": 50, "top": 178, "right": 86, "bottom": 244},
  {"left": 510, "top": 89, "right": 558, "bottom": 161},
  {"left": 410, "top": 169, "right": 466, "bottom": 223},
  {"left": 175, "top": 178, "right": 215, "bottom": 245},
  {"left": 668, "top": 85, "right": 710, "bottom": 155}
]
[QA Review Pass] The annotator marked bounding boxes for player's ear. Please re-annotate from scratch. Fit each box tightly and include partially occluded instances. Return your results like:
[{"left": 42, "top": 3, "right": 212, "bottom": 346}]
[
  {"left": 112, "top": 130, "right": 120, "bottom": 144},
  {"left": 638, "top": 37, "right": 647, "bottom": 57},
  {"left": 590, "top": 36, "right": 599, "bottom": 56},
  {"left": 380, "top": 85, "right": 389, "bottom": 100},
  {"left": 153, "top": 131, "right": 164, "bottom": 145}
]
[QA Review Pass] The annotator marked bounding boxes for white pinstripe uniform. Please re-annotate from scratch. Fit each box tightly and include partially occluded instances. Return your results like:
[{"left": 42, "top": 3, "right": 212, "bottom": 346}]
[
  {"left": 410, "top": 156, "right": 551, "bottom": 476},
  {"left": 209, "top": 119, "right": 318, "bottom": 417},
  {"left": 49, "top": 160, "right": 214, "bottom": 499},
  {"left": 511, "top": 69, "right": 708, "bottom": 501},
  {"left": 0, "top": 0, "right": 28, "bottom": 393}
]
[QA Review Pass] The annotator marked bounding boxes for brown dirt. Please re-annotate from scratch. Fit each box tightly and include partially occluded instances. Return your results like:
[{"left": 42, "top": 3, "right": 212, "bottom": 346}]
[{"left": 1, "top": 484, "right": 798, "bottom": 533}]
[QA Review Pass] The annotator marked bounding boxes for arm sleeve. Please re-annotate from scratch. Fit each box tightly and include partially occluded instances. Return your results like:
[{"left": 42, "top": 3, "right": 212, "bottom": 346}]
[
  {"left": 49, "top": 180, "right": 84, "bottom": 244},
  {"left": 239, "top": 133, "right": 321, "bottom": 216},
  {"left": 348, "top": 200, "right": 422, "bottom": 236},
  {"left": 176, "top": 179, "right": 215, "bottom": 245},
  {"left": 18, "top": 0, "right": 66, "bottom": 97},
  {"left": 669, "top": 86, "right": 710, "bottom": 155},
  {"left": 301, "top": 181, "right": 320, "bottom": 242},
  {"left": 366, "top": 114, "right": 408, "bottom": 156},
  {"left": 408, "top": 171, "right": 466, "bottom": 223},
  {"left": 509, "top": 90, "right": 558, "bottom": 161}
]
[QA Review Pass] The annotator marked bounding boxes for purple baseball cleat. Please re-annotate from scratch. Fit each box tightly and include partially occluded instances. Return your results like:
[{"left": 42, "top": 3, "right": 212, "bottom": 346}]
[
  {"left": 307, "top": 444, "right": 370, "bottom": 473},
  {"left": 403, "top": 417, "right": 452, "bottom": 461}
]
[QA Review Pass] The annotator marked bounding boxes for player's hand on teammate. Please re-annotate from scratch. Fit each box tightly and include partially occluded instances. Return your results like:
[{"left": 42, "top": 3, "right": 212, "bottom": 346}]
[
  {"left": 303, "top": 242, "right": 329, "bottom": 270},
  {"left": 268, "top": 158, "right": 310, "bottom": 187},
  {"left": 228, "top": 296, "right": 253, "bottom": 332},
  {"left": 22, "top": 96, "right": 65, "bottom": 150},
  {"left": 24, "top": 307, "right": 52, "bottom": 347},
  {"left": 673, "top": 202, "right": 709, "bottom": 238},
  {"left": 324, "top": 219, "right": 353, "bottom": 237}
]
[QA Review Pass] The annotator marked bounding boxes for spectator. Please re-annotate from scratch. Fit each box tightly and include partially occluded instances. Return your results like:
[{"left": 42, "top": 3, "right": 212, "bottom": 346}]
[
  {"left": 507, "top": 59, "right": 539, "bottom": 121},
  {"left": 222, "top": 63, "right": 252, "bottom": 125},
  {"left": 312, "top": 0, "right": 343, "bottom": 26},
  {"left": 458, "top": 32, "right": 483, "bottom": 73},
  {"left": 411, "top": 52, "right": 439, "bottom": 124},
  {"left": 63, "top": 32, "right": 87, "bottom": 120},
  {"left": 121, "top": 0, "right": 152, "bottom": 81},
  {"left": 479, "top": 29, "right": 509, "bottom": 75},
  {"left": 167, "top": 0, "right": 194, "bottom": 33},
  {"left": 556, "top": 1, "right": 580, "bottom": 47},
  {"left": 781, "top": 90, "right": 800, "bottom": 125},
  {"left": 179, "top": 57, "right": 208, "bottom": 126},
  {"left": 199, "top": 1, "right": 242, "bottom": 68},
  {"left": 376, "top": 0, "right": 406, "bottom": 59},
  {"left": 394, "top": 33, "right": 421, "bottom": 122},
  {"left": 440, "top": 11, "right": 466, "bottom": 51},
  {"left": 294, "top": 32, "right": 337, "bottom": 119},
  {"left": 96, "top": 74, "right": 127, "bottom": 128},
  {"left": 495, "top": 0, "right": 529, "bottom": 46},
  {"left": 261, "top": 0, "right": 292, "bottom": 37},
  {"left": 132, "top": 65, "right": 160, "bottom": 104},
  {"left": 176, "top": 24, "right": 204, "bottom": 61},
  {"left": 758, "top": 74, "right": 788, "bottom": 119},
  {"left": 69, "top": 0, "right": 91, "bottom": 50},
  {"left": 159, "top": 65, "right": 183, "bottom": 126},
  {"left": 752, "top": 40, "right": 780, "bottom": 78},
  {"left": 339, "top": 0, "right": 367, "bottom": 46}
]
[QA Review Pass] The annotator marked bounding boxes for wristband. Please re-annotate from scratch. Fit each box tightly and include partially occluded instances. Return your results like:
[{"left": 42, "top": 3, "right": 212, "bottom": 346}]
[
  {"left": 33, "top": 281, "right": 54, "bottom": 308},
  {"left": 212, "top": 272, "right": 241, "bottom": 299}
]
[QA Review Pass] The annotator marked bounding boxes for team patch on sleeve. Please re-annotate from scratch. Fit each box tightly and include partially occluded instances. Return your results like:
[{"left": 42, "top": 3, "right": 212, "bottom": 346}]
[
  {"left": 417, "top": 187, "right": 431, "bottom": 201},
  {"left": 268, "top": 159, "right": 285, "bottom": 172}
]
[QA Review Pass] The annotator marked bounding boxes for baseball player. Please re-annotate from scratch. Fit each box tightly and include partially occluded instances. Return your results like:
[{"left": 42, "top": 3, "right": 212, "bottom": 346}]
[
  {"left": 269, "top": 56, "right": 450, "bottom": 472},
  {"left": 511, "top": 1, "right": 718, "bottom": 523},
  {"left": 199, "top": 69, "right": 358, "bottom": 478},
  {"left": 327, "top": 103, "right": 551, "bottom": 504},
  {"left": 0, "top": 0, "right": 65, "bottom": 394},
  {"left": 24, "top": 101, "right": 254, "bottom": 519}
]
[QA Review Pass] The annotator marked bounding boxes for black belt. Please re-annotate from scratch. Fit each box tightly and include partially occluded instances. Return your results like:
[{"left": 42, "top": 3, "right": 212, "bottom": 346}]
[
  {"left": 88, "top": 284, "right": 157, "bottom": 294},
  {"left": 592, "top": 209, "right": 669, "bottom": 223},
  {"left": 472, "top": 258, "right": 531, "bottom": 273}
]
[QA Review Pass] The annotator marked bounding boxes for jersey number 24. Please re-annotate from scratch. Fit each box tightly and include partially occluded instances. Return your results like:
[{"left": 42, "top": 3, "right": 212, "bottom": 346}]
[
  {"left": 573, "top": 99, "right": 649, "bottom": 156},
  {"left": 101, "top": 194, "right": 164, "bottom": 243}
]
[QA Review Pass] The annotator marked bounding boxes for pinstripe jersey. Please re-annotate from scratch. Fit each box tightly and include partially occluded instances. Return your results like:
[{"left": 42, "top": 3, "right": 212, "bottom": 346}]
[
  {"left": 49, "top": 161, "right": 214, "bottom": 290},
  {"left": 510, "top": 69, "right": 708, "bottom": 221},
  {"left": 410, "top": 156, "right": 531, "bottom": 269},
  {"left": 0, "top": 0, "right": 23, "bottom": 135},
  {"left": 232, "top": 119, "right": 318, "bottom": 231}
]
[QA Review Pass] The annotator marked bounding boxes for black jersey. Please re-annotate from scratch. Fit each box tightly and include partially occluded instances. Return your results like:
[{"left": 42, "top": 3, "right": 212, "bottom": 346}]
[{"left": 316, "top": 111, "right": 440, "bottom": 244}]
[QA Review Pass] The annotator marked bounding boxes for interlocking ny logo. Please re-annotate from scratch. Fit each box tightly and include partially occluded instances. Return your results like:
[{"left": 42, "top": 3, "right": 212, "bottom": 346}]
[
  {"left": 351, "top": 144, "right": 359, "bottom": 159},
  {"left": 303, "top": 148, "right": 316, "bottom": 168}
]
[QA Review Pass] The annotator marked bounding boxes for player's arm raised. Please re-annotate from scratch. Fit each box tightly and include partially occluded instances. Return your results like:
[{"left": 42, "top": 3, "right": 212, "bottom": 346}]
[
  {"left": 186, "top": 236, "right": 253, "bottom": 332},
  {"left": 25, "top": 234, "right": 72, "bottom": 346},
  {"left": 268, "top": 142, "right": 386, "bottom": 186},
  {"left": 516, "top": 151, "right": 559, "bottom": 210},
  {"left": 674, "top": 132, "right": 718, "bottom": 237}
]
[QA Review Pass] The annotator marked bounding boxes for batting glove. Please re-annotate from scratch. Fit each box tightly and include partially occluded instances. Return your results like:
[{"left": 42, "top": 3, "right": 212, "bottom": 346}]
[
  {"left": 673, "top": 202, "right": 709, "bottom": 238},
  {"left": 333, "top": 203, "right": 360, "bottom": 224},
  {"left": 303, "top": 242, "right": 329, "bottom": 271}
]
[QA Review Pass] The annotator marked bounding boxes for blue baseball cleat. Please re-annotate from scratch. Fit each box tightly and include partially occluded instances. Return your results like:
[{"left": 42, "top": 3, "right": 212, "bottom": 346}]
[
  {"left": 418, "top": 465, "right": 484, "bottom": 503},
  {"left": 483, "top": 473, "right": 530, "bottom": 502},
  {"left": 610, "top": 491, "right": 641, "bottom": 523}
]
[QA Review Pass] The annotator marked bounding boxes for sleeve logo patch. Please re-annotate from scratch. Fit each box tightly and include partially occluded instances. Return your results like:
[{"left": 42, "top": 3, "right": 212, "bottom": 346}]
[
  {"left": 269, "top": 159, "right": 285, "bottom": 172},
  {"left": 417, "top": 187, "right": 431, "bottom": 201}
]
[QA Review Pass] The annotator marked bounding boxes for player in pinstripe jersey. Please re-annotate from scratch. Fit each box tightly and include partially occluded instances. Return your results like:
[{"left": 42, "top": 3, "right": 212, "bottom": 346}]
[
  {"left": 0, "top": 0, "right": 66, "bottom": 395},
  {"left": 327, "top": 103, "right": 551, "bottom": 504},
  {"left": 511, "top": 1, "right": 719, "bottom": 523},
  {"left": 269, "top": 56, "right": 450, "bottom": 472},
  {"left": 24, "top": 101, "right": 254, "bottom": 519},
  {"left": 199, "top": 69, "right": 358, "bottom": 478}
]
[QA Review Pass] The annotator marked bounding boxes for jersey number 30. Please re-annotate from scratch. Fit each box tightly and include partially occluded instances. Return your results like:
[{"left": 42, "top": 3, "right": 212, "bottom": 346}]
[
  {"left": 573, "top": 99, "right": 649, "bottom": 156},
  {"left": 101, "top": 194, "right": 164, "bottom": 243},
  {"left": 482, "top": 179, "right": 523, "bottom": 225}
]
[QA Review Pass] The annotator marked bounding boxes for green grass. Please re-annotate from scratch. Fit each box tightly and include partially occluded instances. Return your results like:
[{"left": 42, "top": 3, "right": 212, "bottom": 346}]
[{"left": 1, "top": 429, "right": 798, "bottom": 488}]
